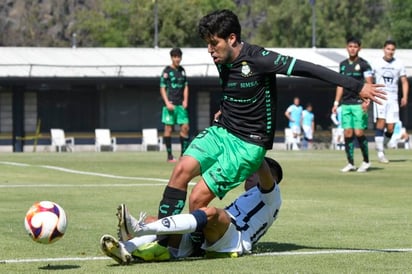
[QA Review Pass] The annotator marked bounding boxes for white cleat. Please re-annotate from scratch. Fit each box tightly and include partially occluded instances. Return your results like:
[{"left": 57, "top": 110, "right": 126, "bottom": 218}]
[
  {"left": 378, "top": 155, "right": 389, "bottom": 164},
  {"left": 357, "top": 161, "right": 371, "bottom": 172},
  {"left": 100, "top": 234, "right": 132, "bottom": 265},
  {"left": 341, "top": 163, "right": 356, "bottom": 172},
  {"left": 117, "top": 204, "right": 146, "bottom": 241}
]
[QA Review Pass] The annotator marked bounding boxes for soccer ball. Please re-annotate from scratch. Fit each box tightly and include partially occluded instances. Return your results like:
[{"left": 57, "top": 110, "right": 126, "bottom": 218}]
[{"left": 24, "top": 201, "right": 67, "bottom": 244}]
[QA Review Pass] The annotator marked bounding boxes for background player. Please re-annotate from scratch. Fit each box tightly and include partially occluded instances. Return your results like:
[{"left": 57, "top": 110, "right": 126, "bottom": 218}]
[
  {"left": 285, "top": 97, "right": 303, "bottom": 150},
  {"left": 301, "top": 102, "right": 315, "bottom": 150},
  {"left": 332, "top": 37, "right": 373, "bottom": 172},
  {"left": 372, "top": 40, "right": 409, "bottom": 163},
  {"left": 160, "top": 47, "right": 190, "bottom": 162}
]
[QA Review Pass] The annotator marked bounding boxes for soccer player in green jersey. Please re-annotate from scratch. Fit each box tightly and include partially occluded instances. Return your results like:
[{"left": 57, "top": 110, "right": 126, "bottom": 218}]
[
  {"left": 155, "top": 9, "right": 386, "bottom": 248},
  {"left": 160, "top": 47, "right": 190, "bottom": 162},
  {"left": 332, "top": 37, "right": 373, "bottom": 172}
]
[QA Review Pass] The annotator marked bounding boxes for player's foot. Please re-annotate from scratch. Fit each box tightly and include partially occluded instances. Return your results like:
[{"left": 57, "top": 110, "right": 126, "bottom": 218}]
[
  {"left": 340, "top": 163, "right": 356, "bottom": 172},
  {"left": 100, "top": 234, "right": 132, "bottom": 265},
  {"left": 378, "top": 153, "right": 389, "bottom": 164},
  {"left": 167, "top": 155, "right": 177, "bottom": 163},
  {"left": 132, "top": 241, "right": 171, "bottom": 261},
  {"left": 357, "top": 161, "right": 371, "bottom": 173},
  {"left": 117, "top": 204, "right": 146, "bottom": 241}
]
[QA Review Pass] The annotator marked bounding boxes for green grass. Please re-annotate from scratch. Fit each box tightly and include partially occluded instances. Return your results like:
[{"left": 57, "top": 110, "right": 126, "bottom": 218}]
[{"left": 0, "top": 150, "right": 411, "bottom": 273}]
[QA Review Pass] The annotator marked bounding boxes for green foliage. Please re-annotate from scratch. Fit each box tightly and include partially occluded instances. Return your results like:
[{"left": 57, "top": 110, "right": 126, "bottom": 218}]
[
  {"left": 73, "top": 0, "right": 412, "bottom": 48},
  {"left": 388, "top": 0, "right": 412, "bottom": 48}
]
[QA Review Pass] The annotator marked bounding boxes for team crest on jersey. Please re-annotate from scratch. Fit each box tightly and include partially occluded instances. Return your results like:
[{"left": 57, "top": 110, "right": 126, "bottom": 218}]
[
  {"left": 163, "top": 72, "right": 169, "bottom": 78},
  {"left": 355, "top": 64, "right": 361, "bottom": 71},
  {"left": 241, "top": 61, "right": 252, "bottom": 77}
]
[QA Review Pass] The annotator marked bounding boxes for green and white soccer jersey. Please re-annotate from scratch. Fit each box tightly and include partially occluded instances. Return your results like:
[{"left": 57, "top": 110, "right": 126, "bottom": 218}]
[{"left": 339, "top": 57, "right": 372, "bottom": 105}]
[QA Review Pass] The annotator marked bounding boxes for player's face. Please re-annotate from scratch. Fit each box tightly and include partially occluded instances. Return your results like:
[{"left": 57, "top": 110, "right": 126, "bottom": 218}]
[
  {"left": 205, "top": 34, "right": 237, "bottom": 64},
  {"left": 346, "top": 42, "right": 360, "bottom": 58},
  {"left": 383, "top": 44, "right": 396, "bottom": 61},
  {"left": 171, "top": 55, "right": 182, "bottom": 68}
]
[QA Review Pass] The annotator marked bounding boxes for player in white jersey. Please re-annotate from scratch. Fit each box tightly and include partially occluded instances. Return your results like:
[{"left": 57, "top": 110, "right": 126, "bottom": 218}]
[
  {"left": 372, "top": 40, "right": 409, "bottom": 163},
  {"left": 100, "top": 157, "right": 282, "bottom": 264}
]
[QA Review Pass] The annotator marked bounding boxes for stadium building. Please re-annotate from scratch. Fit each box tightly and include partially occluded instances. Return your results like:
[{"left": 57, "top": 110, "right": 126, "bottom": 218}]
[{"left": 0, "top": 47, "right": 410, "bottom": 152}]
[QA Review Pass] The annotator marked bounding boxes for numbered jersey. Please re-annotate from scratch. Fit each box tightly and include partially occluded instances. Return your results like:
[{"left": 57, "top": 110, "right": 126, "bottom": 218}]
[
  {"left": 225, "top": 184, "right": 282, "bottom": 252},
  {"left": 372, "top": 58, "right": 407, "bottom": 101}
]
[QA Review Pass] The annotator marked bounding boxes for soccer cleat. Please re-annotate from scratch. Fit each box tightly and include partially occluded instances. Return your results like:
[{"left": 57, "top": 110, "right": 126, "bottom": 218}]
[
  {"left": 340, "top": 163, "right": 356, "bottom": 172},
  {"left": 100, "top": 234, "right": 132, "bottom": 265},
  {"left": 167, "top": 155, "right": 177, "bottom": 163},
  {"left": 132, "top": 241, "right": 171, "bottom": 261},
  {"left": 357, "top": 161, "right": 371, "bottom": 173},
  {"left": 117, "top": 204, "right": 146, "bottom": 241},
  {"left": 378, "top": 155, "right": 389, "bottom": 164}
]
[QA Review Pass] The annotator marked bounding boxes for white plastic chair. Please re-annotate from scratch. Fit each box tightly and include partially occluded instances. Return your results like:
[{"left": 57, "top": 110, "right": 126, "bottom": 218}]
[
  {"left": 331, "top": 128, "right": 344, "bottom": 150},
  {"left": 142, "top": 128, "right": 163, "bottom": 151},
  {"left": 95, "top": 129, "right": 117, "bottom": 152},
  {"left": 50, "top": 128, "right": 74, "bottom": 152}
]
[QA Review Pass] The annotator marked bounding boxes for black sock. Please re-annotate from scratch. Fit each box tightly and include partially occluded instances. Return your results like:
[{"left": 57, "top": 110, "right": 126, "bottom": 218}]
[
  {"left": 344, "top": 137, "right": 354, "bottom": 165},
  {"left": 157, "top": 186, "right": 187, "bottom": 246},
  {"left": 356, "top": 135, "right": 369, "bottom": 163},
  {"left": 164, "top": 136, "right": 172, "bottom": 156},
  {"left": 180, "top": 136, "right": 190, "bottom": 155}
]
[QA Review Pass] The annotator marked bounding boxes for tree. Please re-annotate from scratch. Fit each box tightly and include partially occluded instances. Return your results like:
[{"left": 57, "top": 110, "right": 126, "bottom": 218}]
[
  {"left": 387, "top": 0, "right": 412, "bottom": 48},
  {"left": 75, "top": 0, "right": 234, "bottom": 48}
]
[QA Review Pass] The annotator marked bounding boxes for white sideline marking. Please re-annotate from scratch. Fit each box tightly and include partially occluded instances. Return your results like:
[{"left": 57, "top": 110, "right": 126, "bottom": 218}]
[
  {"left": 0, "top": 161, "right": 196, "bottom": 187},
  {"left": 0, "top": 161, "right": 168, "bottom": 182},
  {"left": 2, "top": 248, "right": 412, "bottom": 264}
]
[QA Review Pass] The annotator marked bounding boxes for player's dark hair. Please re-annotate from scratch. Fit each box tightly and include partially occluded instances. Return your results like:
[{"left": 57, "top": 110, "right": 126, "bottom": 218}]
[
  {"left": 170, "top": 47, "right": 182, "bottom": 57},
  {"left": 264, "top": 157, "right": 283, "bottom": 184},
  {"left": 384, "top": 39, "right": 396, "bottom": 48},
  {"left": 346, "top": 36, "right": 361, "bottom": 46},
  {"left": 198, "top": 9, "right": 241, "bottom": 42}
]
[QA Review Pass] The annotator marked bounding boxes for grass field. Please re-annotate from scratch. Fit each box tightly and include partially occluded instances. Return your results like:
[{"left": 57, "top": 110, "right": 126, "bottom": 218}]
[{"left": 0, "top": 149, "right": 411, "bottom": 273}]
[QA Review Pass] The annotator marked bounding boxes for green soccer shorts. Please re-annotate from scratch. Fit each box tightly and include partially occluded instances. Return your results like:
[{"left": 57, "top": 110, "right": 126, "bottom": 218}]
[
  {"left": 341, "top": 104, "right": 368, "bottom": 130},
  {"left": 183, "top": 126, "right": 266, "bottom": 199},
  {"left": 162, "top": 105, "right": 189, "bottom": 125}
]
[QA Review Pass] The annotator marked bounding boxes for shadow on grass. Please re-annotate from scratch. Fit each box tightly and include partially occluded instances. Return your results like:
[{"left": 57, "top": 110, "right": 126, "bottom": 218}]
[
  {"left": 254, "top": 242, "right": 406, "bottom": 253},
  {"left": 38, "top": 264, "right": 81, "bottom": 270}
]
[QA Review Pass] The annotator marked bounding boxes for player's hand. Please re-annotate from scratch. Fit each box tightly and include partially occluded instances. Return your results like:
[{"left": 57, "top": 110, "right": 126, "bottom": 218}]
[
  {"left": 214, "top": 110, "right": 222, "bottom": 122},
  {"left": 361, "top": 99, "right": 370, "bottom": 111},
  {"left": 359, "top": 83, "right": 386, "bottom": 104},
  {"left": 166, "top": 102, "right": 175, "bottom": 111},
  {"left": 400, "top": 97, "right": 408, "bottom": 108}
]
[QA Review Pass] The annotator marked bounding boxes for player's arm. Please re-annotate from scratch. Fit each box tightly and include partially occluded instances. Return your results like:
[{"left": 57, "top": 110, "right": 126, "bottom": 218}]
[
  {"left": 361, "top": 75, "right": 374, "bottom": 111},
  {"left": 182, "top": 84, "right": 189, "bottom": 109},
  {"left": 332, "top": 86, "right": 343, "bottom": 113},
  {"left": 400, "top": 75, "right": 409, "bottom": 107},
  {"left": 290, "top": 59, "right": 386, "bottom": 103},
  {"left": 160, "top": 86, "right": 174, "bottom": 110},
  {"left": 284, "top": 107, "right": 292, "bottom": 121}
]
